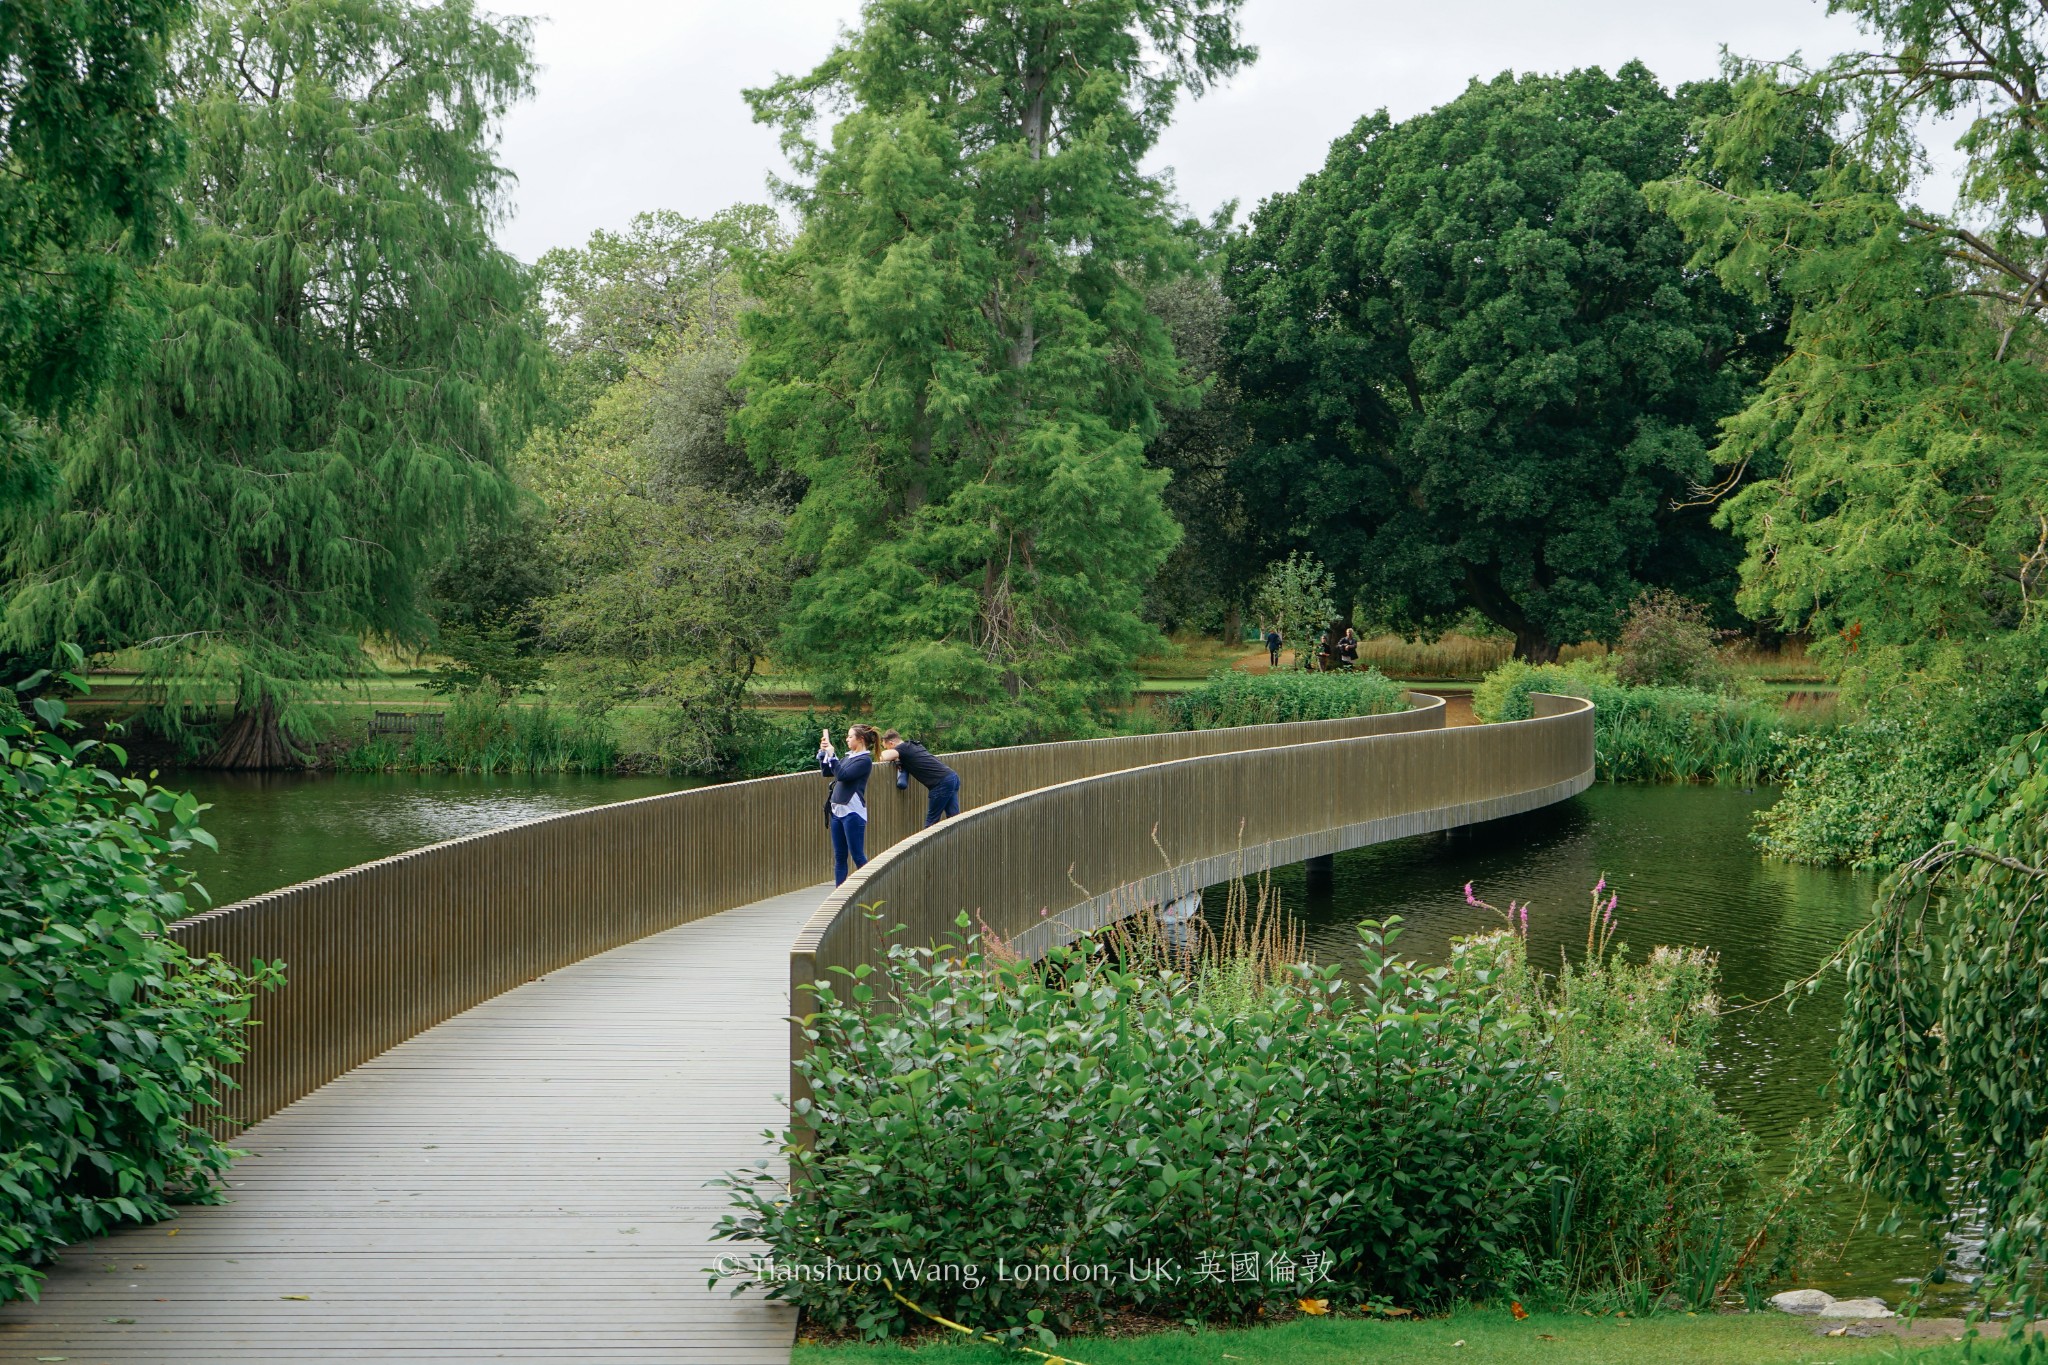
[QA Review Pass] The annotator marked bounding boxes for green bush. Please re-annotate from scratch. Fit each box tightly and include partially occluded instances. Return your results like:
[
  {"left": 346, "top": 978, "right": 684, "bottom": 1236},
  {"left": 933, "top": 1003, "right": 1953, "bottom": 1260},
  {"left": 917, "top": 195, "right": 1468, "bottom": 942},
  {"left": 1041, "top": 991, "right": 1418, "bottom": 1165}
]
[
  {"left": 1612, "top": 589, "right": 1730, "bottom": 691},
  {"left": 714, "top": 899, "right": 1773, "bottom": 1339},
  {"left": 1475, "top": 660, "right": 1795, "bottom": 785},
  {"left": 1755, "top": 641, "right": 2046, "bottom": 867},
  {"left": 1164, "top": 668, "right": 1408, "bottom": 730},
  {"left": 1, "top": 658, "right": 280, "bottom": 1302}
]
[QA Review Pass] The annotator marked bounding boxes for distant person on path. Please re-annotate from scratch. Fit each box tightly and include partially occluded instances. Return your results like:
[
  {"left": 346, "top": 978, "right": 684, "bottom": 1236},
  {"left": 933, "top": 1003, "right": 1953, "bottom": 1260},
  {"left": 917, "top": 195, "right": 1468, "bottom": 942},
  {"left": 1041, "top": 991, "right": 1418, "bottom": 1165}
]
[
  {"left": 1317, "top": 624, "right": 1341, "bottom": 672},
  {"left": 818, "top": 724, "right": 879, "bottom": 886},
  {"left": 881, "top": 729, "right": 961, "bottom": 826},
  {"left": 1338, "top": 626, "right": 1359, "bottom": 671},
  {"left": 1265, "top": 627, "right": 1283, "bottom": 669}
]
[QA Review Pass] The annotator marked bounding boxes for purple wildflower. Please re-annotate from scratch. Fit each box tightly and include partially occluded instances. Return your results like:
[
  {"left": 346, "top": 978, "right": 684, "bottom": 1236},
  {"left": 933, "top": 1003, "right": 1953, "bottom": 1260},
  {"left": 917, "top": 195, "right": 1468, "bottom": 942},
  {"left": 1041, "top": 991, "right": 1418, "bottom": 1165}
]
[{"left": 1464, "top": 881, "right": 1479, "bottom": 906}]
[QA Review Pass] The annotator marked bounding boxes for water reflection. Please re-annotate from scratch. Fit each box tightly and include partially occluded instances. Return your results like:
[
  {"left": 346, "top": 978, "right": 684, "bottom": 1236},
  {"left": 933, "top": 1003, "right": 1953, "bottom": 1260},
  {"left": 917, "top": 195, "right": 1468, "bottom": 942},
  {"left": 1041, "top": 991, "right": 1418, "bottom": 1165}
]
[{"left": 173, "top": 770, "right": 705, "bottom": 908}]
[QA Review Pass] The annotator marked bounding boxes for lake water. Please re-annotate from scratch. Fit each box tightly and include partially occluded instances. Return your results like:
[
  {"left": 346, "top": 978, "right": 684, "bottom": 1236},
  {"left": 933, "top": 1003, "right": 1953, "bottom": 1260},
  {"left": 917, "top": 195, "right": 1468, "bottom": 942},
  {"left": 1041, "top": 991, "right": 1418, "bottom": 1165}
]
[
  {"left": 175, "top": 772, "right": 1945, "bottom": 1305},
  {"left": 1203, "top": 783, "right": 1960, "bottom": 1306},
  {"left": 174, "top": 770, "right": 705, "bottom": 908}
]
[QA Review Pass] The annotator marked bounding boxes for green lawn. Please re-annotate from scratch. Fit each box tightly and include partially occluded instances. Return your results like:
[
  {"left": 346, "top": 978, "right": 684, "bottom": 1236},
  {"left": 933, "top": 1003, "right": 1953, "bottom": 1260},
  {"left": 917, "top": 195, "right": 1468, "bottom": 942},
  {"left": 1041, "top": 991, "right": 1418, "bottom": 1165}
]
[{"left": 794, "top": 1309, "right": 1921, "bottom": 1365}]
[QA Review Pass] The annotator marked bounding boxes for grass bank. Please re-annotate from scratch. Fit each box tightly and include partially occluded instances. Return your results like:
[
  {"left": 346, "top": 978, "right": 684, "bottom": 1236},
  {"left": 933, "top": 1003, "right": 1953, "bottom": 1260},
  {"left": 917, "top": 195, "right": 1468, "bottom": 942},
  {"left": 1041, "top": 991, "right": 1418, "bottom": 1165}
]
[{"left": 794, "top": 1308, "right": 1919, "bottom": 1364}]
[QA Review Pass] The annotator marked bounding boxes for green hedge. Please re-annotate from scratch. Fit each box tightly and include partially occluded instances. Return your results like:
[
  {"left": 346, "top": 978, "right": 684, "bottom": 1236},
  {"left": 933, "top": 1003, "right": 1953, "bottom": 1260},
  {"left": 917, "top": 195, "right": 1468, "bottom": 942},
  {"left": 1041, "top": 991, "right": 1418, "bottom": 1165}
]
[
  {"left": 1164, "top": 668, "right": 1408, "bottom": 730},
  {"left": 2, "top": 662, "right": 277, "bottom": 1302}
]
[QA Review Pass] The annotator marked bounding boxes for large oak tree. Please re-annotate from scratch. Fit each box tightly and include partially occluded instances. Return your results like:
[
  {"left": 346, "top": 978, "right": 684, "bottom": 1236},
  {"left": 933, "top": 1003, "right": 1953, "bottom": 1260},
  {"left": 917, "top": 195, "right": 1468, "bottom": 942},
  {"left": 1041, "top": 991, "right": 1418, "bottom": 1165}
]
[{"left": 1225, "top": 64, "right": 1825, "bottom": 660}]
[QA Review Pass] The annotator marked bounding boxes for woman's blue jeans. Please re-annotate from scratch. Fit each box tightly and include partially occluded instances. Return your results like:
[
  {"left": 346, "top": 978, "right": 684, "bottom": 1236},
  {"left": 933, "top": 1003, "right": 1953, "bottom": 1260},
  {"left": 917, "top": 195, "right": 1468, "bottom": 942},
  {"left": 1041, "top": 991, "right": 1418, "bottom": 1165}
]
[{"left": 830, "top": 811, "right": 868, "bottom": 886}]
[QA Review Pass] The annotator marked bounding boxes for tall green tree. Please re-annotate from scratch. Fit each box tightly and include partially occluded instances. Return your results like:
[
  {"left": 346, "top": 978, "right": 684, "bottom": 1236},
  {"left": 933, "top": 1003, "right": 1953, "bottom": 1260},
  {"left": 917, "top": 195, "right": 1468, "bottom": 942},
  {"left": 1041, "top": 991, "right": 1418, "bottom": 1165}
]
[
  {"left": 0, "top": 0, "right": 190, "bottom": 510},
  {"left": 735, "top": 0, "right": 1254, "bottom": 742},
  {"left": 1225, "top": 65, "right": 1829, "bottom": 662},
  {"left": 513, "top": 207, "right": 799, "bottom": 765},
  {"left": 2, "top": 0, "right": 544, "bottom": 765},
  {"left": 1653, "top": 5, "right": 2048, "bottom": 650}
]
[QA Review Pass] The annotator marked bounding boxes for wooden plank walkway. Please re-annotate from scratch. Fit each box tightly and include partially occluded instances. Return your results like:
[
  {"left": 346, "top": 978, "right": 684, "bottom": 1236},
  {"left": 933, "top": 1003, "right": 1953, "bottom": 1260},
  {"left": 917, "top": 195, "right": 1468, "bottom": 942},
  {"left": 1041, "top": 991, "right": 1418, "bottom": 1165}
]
[{"left": 0, "top": 885, "right": 824, "bottom": 1364}]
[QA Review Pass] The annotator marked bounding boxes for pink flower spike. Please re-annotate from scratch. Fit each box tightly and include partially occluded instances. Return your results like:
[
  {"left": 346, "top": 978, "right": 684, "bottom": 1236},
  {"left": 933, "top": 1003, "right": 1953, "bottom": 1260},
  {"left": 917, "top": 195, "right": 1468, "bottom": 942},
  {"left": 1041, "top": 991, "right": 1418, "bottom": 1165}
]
[
  {"left": 1607, "top": 892, "right": 1619, "bottom": 913},
  {"left": 1519, "top": 905, "right": 1528, "bottom": 931},
  {"left": 1593, "top": 876, "right": 1606, "bottom": 897},
  {"left": 1464, "top": 881, "right": 1479, "bottom": 906}
]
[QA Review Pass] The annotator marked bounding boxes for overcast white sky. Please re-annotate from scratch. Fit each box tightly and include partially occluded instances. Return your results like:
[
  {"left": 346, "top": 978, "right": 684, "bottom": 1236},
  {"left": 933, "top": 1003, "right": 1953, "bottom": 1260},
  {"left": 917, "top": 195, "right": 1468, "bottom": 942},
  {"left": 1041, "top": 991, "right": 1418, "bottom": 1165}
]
[{"left": 489, "top": 0, "right": 1877, "bottom": 263}]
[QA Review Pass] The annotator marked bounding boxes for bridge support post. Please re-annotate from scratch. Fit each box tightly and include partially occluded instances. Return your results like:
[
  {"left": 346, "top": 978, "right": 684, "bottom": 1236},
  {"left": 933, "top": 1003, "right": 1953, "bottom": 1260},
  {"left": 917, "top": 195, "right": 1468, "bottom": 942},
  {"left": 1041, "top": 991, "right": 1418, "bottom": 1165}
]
[{"left": 1304, "top": 853, "right": 1334, "bottom": 897}]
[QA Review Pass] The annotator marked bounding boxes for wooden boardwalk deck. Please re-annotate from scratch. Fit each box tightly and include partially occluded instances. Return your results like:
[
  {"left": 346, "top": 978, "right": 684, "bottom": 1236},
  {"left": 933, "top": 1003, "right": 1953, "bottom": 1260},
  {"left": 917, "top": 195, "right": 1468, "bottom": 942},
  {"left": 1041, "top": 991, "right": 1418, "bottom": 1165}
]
[{"left": 0, "top": 885, "right": 823, "bottom": 1364}]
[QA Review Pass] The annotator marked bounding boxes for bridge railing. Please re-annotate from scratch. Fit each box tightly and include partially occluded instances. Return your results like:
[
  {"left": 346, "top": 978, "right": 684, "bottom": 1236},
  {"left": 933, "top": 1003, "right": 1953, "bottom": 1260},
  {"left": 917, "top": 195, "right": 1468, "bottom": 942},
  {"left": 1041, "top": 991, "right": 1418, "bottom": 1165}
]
[
  {"left": 171, "top": 699, "right": 1441, "bottom": 1131},
  {"left": 789, "top": 693, "right": 1595, "bottom": 1101}
]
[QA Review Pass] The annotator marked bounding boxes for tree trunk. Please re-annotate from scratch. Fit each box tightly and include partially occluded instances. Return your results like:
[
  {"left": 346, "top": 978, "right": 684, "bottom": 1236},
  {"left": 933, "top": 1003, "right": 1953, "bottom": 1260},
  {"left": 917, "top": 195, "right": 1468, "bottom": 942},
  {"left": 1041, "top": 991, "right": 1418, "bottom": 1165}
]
[
  {"left": 1513, "top": 628, "right": 1559, "bottom": 665},
  {"left": 201, "top": 696, "right": 312, "bottom": 770}
]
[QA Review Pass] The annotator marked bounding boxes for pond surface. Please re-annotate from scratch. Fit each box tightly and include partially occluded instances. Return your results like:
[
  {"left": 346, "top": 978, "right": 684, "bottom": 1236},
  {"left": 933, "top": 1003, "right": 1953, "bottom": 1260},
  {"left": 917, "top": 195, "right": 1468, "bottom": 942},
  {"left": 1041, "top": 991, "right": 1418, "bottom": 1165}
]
[
  {"left": 1206, "top": 784, "right": 1957, "bottom": 1306},
  {"left": 174, "top": 771, "right": 705, "bottom": 908}
]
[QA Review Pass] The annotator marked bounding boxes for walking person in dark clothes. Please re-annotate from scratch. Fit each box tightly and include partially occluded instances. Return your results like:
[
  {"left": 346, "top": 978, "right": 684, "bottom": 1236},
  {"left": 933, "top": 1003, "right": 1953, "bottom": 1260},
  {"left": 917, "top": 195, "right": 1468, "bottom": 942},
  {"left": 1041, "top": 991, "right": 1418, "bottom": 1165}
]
[
  {"left": 1265, "top": 626, "right": 1282, "bottom": 669},
  {"left": 881, "top": 729, "right": 961, "bottom": 826},
  {"left": 818, "top": 724, "right": 880, "bottom": 885}
]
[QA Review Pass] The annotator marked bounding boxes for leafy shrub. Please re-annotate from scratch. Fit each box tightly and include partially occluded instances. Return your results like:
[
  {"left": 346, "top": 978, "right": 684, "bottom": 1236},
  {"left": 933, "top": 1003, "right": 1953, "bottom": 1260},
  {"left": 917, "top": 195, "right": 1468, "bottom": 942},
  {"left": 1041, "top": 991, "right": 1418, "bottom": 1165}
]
[
  {"left": 1, "top": 658, "right": 279, "bottom": 1302},
  {"left": 1475, "top": 660, "right": 1795, "bottom": 784},
  {"left": 1164, "top": 668, "right": 1407, "bottom": 730},
  {"left": 1835, "top": 715, "right": 2048, "bottom": 1315},
  {"left": 1613, "top": 589, "right": 1729, "bottom": 691},
  {"left": 1756, "top": 641, "right": 2046, "bottom": 867},
  {"left": 715, "top": 896, "right": 1774, "bottom": 1339}
]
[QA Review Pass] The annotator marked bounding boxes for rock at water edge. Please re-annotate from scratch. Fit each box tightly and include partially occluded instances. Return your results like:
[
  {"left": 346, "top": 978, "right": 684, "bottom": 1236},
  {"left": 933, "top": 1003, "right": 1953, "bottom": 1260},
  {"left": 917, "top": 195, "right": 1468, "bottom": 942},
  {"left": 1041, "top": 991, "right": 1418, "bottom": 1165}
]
[
  {"left": 1818, "top": 1298, "right": 1894, "bottom": 1319},
  {"left": 1770, "top": 1290, "right": 1836, "bottom": 1316}
]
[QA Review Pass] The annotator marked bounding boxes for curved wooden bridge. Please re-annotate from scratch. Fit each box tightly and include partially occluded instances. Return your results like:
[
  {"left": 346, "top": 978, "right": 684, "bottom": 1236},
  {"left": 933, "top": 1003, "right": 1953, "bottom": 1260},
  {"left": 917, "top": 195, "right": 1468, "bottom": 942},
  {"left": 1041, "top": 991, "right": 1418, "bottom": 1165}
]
[{"left": 1, "top": 693, "right": 1592, "bottom": 1363}]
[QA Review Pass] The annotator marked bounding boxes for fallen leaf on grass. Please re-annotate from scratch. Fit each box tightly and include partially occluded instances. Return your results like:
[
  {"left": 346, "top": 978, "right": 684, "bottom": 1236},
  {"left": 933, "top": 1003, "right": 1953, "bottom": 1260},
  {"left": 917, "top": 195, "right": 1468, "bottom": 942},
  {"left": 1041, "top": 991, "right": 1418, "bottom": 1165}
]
[
  {"left": 1826, "top": 1327, "right": 1848, "bottom": 1338},
  {"left": 1296, "top": 1298, "right": 1329, "bottom": 1316},
  {"left": 1538, "top": 1334, "right": 1556, "bottom": 1341},
  {"left": 1511, "top": 1301, "right": 1529, "bottom": 1320},
  {"left": 1453, "top": 1340, "right": 1466, "bottom": 1348}
]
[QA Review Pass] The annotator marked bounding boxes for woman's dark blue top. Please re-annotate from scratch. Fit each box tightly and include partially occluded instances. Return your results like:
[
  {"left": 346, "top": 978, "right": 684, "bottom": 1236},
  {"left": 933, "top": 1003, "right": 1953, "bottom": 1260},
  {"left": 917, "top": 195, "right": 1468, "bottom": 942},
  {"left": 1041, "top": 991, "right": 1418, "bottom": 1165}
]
[{"left": 819, "top": 748, "right": 873, "bottom": 818}]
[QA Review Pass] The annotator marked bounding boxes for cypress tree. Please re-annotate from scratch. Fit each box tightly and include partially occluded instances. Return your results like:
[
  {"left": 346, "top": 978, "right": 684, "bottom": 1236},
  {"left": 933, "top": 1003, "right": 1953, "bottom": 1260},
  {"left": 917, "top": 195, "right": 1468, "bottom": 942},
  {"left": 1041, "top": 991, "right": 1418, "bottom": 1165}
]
[{"left": 3, "top": 0, "right": 545, "bottom": 765}]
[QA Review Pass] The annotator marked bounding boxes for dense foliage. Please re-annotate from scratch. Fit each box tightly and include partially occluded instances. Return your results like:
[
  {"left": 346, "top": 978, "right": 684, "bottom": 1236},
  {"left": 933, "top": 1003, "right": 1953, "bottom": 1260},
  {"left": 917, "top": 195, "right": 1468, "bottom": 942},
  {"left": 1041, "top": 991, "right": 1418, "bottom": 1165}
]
[
  {"left": 1143, "top": 266, "right": 1257, "bottom": 634},
  {"left": 512, "top": 207, "right": 795, "bottom": 771},
  {"left": 1476, "top": 661, "right": 1792, "bottom": 785},
  {"left": 1834, "top": 703, "right": 2048, "bottom": 1310},
  {"left": 1756, "top": 638, "right": 2047, "bottom": 867},
  {"left": 733, "top": 0, "right": 1253, "bottom": 744},
  {"left": 718, "top": 907, "right": 1773, "bottom": 1339},
  {"left": 1, "top": 0, "right": 545, "bottom": 765},
  {"left": 0, "top": 0, "right": 188, "bottom": 510},
  {"left": 1226, "top": 64, "right": 1828, "bottom": 661},
  {"left": 1163, "top": 668, "right": 1406, "bottom": 730},
  {"left": 1, "top": 658, "right": 277, "bottom": 1302}
]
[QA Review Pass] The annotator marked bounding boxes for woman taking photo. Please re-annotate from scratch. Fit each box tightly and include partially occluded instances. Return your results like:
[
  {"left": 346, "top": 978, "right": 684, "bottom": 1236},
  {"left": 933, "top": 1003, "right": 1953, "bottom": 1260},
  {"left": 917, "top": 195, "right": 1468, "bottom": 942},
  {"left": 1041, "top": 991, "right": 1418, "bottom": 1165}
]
[{"left": 818, "top": 724, "right": 880, "bottom": 886}]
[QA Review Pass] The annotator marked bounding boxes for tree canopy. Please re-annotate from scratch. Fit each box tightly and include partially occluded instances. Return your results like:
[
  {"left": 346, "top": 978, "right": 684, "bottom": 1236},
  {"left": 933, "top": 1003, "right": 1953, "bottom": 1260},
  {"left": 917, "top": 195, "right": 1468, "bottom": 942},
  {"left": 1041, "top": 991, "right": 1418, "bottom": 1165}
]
[
  {"left": 0, "top": 0, "right": 190, "bottom": 509},
  {"left": 1653, "top": 5, "right": 2048, "bottom": 652},
  {"left": 1, "top": 0, "right": 545, "bottom": 764},
  {"left": 733, "top": 0, "right": 1253, "bottom": 742},
  {"left": 1225, "top": 64, "right": 1828, "bottom": 661}
]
